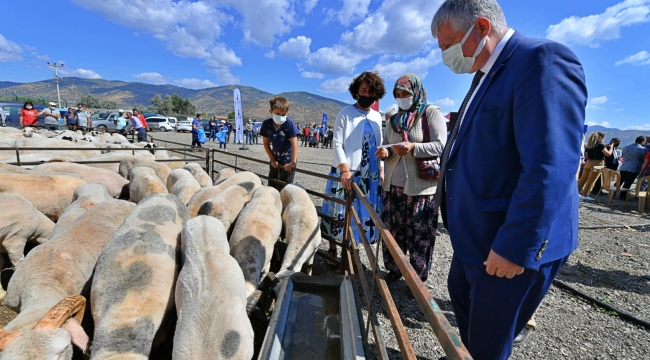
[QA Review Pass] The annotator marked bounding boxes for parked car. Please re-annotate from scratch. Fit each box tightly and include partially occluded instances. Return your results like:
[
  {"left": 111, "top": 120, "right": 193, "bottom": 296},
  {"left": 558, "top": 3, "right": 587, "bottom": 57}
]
[
  {"left": 89, "top": 112, "right": 117, "bottom": 132},
  {"left": 176, "top": 120, "right": 192, "bottom": 132},
  {"left": 0, "top": 101, "right": 47, "bottom": 129},
  {"left": 167, "top": 117, "right": 178, "bottom": 129},
  {"left": 145, "top": 116, "right": 174, "bottom": 131}
]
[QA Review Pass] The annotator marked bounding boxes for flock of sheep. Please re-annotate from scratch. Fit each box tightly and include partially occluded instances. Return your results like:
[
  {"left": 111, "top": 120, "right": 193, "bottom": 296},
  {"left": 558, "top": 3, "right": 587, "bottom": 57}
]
[{"left": 0, "top": 126, "right": 323, "bottom": 359}]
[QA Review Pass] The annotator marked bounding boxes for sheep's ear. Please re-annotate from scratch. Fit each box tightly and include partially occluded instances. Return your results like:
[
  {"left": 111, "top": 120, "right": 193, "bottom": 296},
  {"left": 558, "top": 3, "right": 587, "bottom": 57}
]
[
  {"left": 0, "top": 330, "right": 22, "bottom": 350},
  {"left": 34, "top": 295, "right": 86, "bottom": 330}
]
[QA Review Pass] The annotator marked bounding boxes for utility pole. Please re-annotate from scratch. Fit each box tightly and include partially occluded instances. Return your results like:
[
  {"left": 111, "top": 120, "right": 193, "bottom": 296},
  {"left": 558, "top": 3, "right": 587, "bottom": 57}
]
[{"left": 47, "top": 62, "right": 64, "bottom": 107}]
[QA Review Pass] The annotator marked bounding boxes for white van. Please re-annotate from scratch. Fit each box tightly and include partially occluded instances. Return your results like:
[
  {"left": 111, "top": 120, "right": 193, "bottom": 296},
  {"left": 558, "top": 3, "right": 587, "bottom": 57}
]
[{"left": 167, "top": 117, "right": 178, "bottom": 128}]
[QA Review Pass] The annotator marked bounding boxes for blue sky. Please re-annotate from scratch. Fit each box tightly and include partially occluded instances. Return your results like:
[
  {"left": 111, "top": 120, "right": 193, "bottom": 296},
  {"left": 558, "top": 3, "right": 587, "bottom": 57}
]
[{"left": 1, "top": 0, "right": 649, "bottom": 130}]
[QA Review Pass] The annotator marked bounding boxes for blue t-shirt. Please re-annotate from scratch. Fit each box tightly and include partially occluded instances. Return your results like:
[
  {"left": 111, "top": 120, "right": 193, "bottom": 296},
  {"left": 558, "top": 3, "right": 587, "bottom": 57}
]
[
  {"left": 260, "top": 118, "right": 299, "bottom": 164},
  {"left": 192, "top": 118, "right": 201, "bottom": 134}
]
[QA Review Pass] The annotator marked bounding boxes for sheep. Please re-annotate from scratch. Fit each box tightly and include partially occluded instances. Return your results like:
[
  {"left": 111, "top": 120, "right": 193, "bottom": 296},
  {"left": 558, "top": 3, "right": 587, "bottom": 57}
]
[
  {"left": 214, "top": 168, "right": 236, "bottom": 184},
  {"left": 4, "top": 198, "right": 135, "bottom": 331},
  {"left": 90, "top": 194, "right": 188, "bottom": 360},
  {"left": 229, "top": 186, "right": 282, "bottom": 311},
  {"left": 32, "top": 162, "right": 129, "bottom": 199},
  {"left": 276, "top": 184, "right": 322, "bottom": 280},
  {"left": 166, "top": 169, "right": 201, "bottom": 205},
  {"left": 172, "top": 216, "right": 254, "bottom": 360},
  {"left": 111, "top": 133, "right": 130, "bottom": 144},
  {"left": 0, "top": 194, "right": 55, "bottom": 300},
  {"left": 187, "top": 171, "right": 262, "bottom": 218},
  {"left": 119, "top": 157, "right": 172, "bottom": 183},
  {"left": 0, "top": 173, "right": 88, "bottom": 221},
  {"left": 49, "top": 184, "right": 113, "bottom": 239},
  {"left": 165, "top": 156, "right": 187, "bottom": 170},
  {"left": 129, "top": 166, "right": 168, "bottom": 204},
  {"left": 197, "top": 181, "right": 260, "bottom": 234},
  {"left": 184, "top": 163, "right": 212, "bottom": 187},
  {"left": 85, "top": 153, "right": 154, "bottom": 172},
  {"left": 0, "top": 295, "right": 89, "bottom": 360}
]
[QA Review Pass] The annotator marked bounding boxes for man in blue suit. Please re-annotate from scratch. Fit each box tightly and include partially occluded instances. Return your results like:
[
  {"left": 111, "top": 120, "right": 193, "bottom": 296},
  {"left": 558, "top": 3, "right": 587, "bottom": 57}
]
[{"left": 431, "top": 1, "right": 587, "bottom": 359}]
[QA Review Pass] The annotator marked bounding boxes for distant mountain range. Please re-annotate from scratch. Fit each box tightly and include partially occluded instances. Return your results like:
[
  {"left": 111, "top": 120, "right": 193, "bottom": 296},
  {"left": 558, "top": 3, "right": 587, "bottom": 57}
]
[
  {"left": 587, "top": 125, "right": 649, "bottom": 147},
  {"left": 0, "top": 77, "right": 348, "bottom": 124}
]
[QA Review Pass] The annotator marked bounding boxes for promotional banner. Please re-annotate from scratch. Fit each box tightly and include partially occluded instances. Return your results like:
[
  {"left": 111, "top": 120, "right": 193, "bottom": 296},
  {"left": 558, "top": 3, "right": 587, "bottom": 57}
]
[
  {"left": 322, "top": 113, "right": 328, "bottom": 128},
  {"left": 234, "top": 88, "right": 244, "bottom": 143}
]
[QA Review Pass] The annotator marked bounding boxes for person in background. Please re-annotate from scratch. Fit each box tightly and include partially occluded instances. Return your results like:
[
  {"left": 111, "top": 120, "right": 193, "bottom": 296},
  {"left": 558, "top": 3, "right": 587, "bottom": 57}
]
[
  {"left": 115, "top": 109, "right": 128, "bottom": 135},
  {"left": 302, "top": 125, "right": 310, "bottom": 146},
  {"left": 431, "top": 0, "right": 587, "bottom": 357},
  {"left": 245, "top": 120, "right": 254, "bottom": 145},
  {"left": 41, "top": 102, "right": 61, "bottom": 131},
  {"left": 64, "top": 107, "right": 76, "bottom": 130},
  {"left": 127, "top": 111, "right": 146, "bottom": 142},
  {"left": 225, "top": 119, "right": 232, "bottom": 143},
  {"left": 0, "top": 106, "right": 6, "bottom": 127},
  {"left": 578, "top": 132, "right": 612, "bottom": 201},
  {"left": 619, "top": 136, "right": 648, "bottom": 199},
  {"left": 191, "top": 113, "right": 203, "bottom": 148},
  {"left": 216, "top": 120, "right": 228, "bottom": 151},
  {"left": 320, "top": 71, "right": 385, "bottom": 264},
  {"left": 133, "top": 108, "right": 149, "bottom": 137},
  {"left": 591, "top": 137, "right": 621, "bottom": 195},
  {"left": 209, "top": 117, "right": 218, "bottom": 142},
  {"left": 646, "top": 136, "right": 650, "bottom": 150},
  {"left": 641, "top": 148, "right": 650, "bottom": 177},
  {"left": 260, "top": 96, "right": 299, "bottom": 191},
  {"left": 375, "top": 74, "right": 447, "bottom": 282},
  {"left": 20, "top": 101, "right": 45, "bottom": 128},
  {"left": 253, "top": 122, "right": 260, "bottom": 144},
  {"left": 75, "top": 103, "right": 91, "bottom": 132}
]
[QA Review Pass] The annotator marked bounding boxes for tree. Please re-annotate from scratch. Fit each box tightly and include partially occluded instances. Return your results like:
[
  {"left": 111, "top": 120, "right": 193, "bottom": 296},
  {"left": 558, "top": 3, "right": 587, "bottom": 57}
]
[
  {"left": 101, "top": 101, "right": 117, "bottom": 109},
  {"left": 149, "top": 93, "right": 195, "bottom": 116},
  {"left": 79, "top": 94, "right": 101, "bottom": 108},
  {"left": 227, "top": 111, "right": 235, "bottom": 120}
]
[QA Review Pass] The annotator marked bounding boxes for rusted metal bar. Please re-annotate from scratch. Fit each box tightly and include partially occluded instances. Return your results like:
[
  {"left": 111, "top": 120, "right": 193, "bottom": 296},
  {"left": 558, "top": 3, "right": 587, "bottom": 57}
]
[
  {"left": 204, "top": 148, "right": 210, "bottom": 173},
  {"left": 340, "top": 191, "right": 353, "bottom": 275},
  {"left": 14, "top": 147, "right": 21, "bottom": 167},
  {"left": 319, "top": 234, "right": 344, "bottom": 248},
  {"left": 317, "top": 213, "right": 346, "bottom": 226},
  {"left": 314, "top": 249, "right": 340, "bottom": 266},
  {"left": 346, "top": 251, "right": 372, "bottom": 358},
  {"left": 351, "top": 183, "right": 472, "bottom": 360},
  {"left": 350, "top": 207, "right": 416, "bottom": 359}
]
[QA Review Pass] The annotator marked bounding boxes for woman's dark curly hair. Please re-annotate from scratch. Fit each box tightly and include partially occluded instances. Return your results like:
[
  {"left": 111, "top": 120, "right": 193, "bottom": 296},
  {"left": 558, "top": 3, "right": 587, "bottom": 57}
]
[{"left": 348, "top": 71, "right": 386, "bottom": 100}]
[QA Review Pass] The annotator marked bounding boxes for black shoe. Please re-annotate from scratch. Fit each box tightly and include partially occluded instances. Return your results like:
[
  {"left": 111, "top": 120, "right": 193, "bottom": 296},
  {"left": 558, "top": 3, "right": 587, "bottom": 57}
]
[
  {"left": 384, "top": 271, "right": 402, "bottom": 282},
  {"left": 513, "top": 326, "right": 534, "bottom": 346}
]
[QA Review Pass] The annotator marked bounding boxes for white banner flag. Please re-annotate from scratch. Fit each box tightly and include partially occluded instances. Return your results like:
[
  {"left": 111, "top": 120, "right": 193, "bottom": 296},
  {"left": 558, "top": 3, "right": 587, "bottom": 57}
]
[{"left": 234, "top": 88, "right": 244, "bottom": 144}]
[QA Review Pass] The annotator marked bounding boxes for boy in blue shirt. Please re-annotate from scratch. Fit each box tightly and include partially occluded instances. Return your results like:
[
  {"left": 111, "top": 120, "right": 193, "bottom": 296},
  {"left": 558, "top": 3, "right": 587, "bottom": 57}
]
[{"left": 260, "top": 96, "right": 299, "bottom": 191}]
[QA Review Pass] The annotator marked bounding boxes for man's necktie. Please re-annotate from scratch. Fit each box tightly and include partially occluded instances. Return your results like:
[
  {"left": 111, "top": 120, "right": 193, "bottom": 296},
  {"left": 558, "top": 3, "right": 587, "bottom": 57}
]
[{"left": 433, "top": 70, "right": 485, "bottom": 214}]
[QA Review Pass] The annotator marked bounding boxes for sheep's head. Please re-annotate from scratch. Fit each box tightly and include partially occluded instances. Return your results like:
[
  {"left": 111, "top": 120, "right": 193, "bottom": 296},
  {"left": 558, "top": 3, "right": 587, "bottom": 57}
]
[
  {"left": 0, "top": 295, "right": 89, "bottom": 360},
  {"left": 22, "top": 128, "right": 34, "bottom": 137}
]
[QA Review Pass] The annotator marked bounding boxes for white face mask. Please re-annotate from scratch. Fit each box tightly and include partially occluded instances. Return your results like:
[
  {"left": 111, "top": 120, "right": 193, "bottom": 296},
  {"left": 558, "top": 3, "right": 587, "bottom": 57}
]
[
  {"left": 26, "top": 106, "right": 33, "bottom": 110},
  {"left": 272, "top": 114, "right": 287, "bottom": 124},
  {"left": 442, "top": 24, "right": 487, "bottom": 74},
  {"left": 396, "top": 97, "right": 414, "bottom": 110}
]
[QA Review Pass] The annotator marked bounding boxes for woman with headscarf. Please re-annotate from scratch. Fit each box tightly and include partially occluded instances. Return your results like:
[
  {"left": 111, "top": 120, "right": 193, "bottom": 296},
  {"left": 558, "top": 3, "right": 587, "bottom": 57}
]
[
  {"left": 321, "top": 71, "right": 386, "bottom": 263},
  {"left": 375, "top": 74, "right": 447, "bottom": 282}
]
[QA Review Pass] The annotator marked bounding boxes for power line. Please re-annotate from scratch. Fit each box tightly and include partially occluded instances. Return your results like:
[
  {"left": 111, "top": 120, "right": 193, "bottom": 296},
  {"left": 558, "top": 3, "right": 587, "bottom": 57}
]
[{"left": 47, "top": 62, "right": 64, "bottom": 107}]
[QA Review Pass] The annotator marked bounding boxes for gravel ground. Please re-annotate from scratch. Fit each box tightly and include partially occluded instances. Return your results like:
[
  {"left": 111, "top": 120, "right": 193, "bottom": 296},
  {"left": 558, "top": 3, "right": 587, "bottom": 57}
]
[{"left": 1, "top": 131, "right": 648, "bottom": 359}]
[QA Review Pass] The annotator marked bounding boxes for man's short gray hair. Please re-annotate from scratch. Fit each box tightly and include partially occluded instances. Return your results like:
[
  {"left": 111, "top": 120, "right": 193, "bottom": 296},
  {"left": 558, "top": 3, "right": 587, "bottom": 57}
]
[{"left": 431, "top": 0, "right": 508, "bottom": 38}]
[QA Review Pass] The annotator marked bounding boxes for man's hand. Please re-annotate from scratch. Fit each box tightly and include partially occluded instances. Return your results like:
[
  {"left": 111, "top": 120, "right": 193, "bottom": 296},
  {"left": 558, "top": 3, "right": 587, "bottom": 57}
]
[
  {"left": 484, "top": 249, "right": 524, "bottom": 279},
  {"left": 283, "top": 162, "right": 296, "bottom": 172},
  {"left": 392, "top": 142, "right": 415, "bottom": 156},
  {"left": 271, "top": 160, "right": 279, "bottom": 169},
  {"left": 375, "top": 148, "right": 389, "bottom": 160}
]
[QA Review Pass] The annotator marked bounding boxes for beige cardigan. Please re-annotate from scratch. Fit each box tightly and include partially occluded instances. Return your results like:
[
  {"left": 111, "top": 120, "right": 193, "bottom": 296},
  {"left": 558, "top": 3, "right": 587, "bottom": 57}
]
[{"left": 383, "top": 106, "right": 447, "bottom": 196}]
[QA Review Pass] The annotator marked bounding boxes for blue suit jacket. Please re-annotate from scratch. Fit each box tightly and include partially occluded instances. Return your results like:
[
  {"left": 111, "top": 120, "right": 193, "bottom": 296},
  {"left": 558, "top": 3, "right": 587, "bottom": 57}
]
[{"left": 442, "top": 31, "right": 587, "bottom": 270}]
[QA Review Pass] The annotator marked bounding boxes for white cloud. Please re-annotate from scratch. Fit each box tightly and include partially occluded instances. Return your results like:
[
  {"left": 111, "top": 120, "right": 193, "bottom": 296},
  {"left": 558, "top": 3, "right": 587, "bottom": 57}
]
[
  {"left": 333, "top": 0, "right": 371, "bottom": 26},
  {"left": 301, "top": 71, "right": 325, "bottom": 79},
  {"left": 305, "top": 0, "right": 318, "bottom": 13},
  {"left": 304, "top": 46, "right": 367, "bottom": 76},
  {"left": 612, "top": 108, "right": 625, "bottom": 112},
  {"left": 172, "top": 78, "right": 218, "bottom": 89},
  {"left": 133, "top": 72, "right": 168, "bottom": 85},
  {"left": 373, "top": 49, "right": 441, "bottom": 80},
  {"left": 623, "top": 124, "right": 650, "bottom": 130},
  {"left": 319, "top": 76, "right": 353, "bottom": 93},
  {"left": 264, "top": 51, "right": 275, "bottom": 59},
  {"left": 277, "top": 36, "right": 312, "bottom": 59},
  {"left": 0, "top": 33, "right": 23, "bottom": 62},
  {"left": 432, "top": 98, "right": 456, "bottom": 107},
  {"left": 615, "top": 50, "right": 650, "bottom": 66},
  {"left": 60, "top": 67, "right": 102, "bottom": 79},
  {"left": 587, "top": 96, "right": 609, "bottom": 109},
  {"left": 203, "top": 44, "right": 242, "bottom": 84},
  {"left": 586, "top": 121, "right": 611, "bottom": 127},
  {"left": 546, "top": 0, "right": 650, "bottom": 47}
]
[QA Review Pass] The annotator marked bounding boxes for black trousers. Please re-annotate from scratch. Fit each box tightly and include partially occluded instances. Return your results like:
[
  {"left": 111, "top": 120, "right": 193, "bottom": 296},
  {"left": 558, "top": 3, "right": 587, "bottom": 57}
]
[
  {"left": 268, "top": 165, "right": 295, "bottom": 191},
  {"left": 192, "top": 132, "right": 202, "bottom": 147},
  {"left": 619, "top": 171, "right": 638, "bottom": 199}
]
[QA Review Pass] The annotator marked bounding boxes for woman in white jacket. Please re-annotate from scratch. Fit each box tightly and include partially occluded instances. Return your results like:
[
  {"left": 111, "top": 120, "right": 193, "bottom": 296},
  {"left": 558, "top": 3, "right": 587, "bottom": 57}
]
[{"left": 321, "top": 71, "right": 386, "bottom": 263}]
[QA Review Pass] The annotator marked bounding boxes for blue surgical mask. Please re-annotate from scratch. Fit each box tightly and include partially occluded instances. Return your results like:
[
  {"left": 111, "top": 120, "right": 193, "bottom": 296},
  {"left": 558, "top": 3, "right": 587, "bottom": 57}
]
[
  {"left": 272, "top": 114, "right": 287, "bottom": 124},
  {"left": 442, "top": 24, "right": 487, "bottom": 74}
]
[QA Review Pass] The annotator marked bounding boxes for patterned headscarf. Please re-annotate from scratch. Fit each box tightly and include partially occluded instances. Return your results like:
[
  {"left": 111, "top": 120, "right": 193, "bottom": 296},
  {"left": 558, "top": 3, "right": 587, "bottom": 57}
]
[{"left": 390, "top": 74, "right": 427, "bottom": 136}]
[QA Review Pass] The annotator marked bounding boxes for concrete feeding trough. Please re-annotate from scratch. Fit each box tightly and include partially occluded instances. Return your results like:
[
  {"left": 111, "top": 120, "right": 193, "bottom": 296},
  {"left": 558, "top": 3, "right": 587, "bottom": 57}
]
[{"left": 258, "top": 275, "right": 365, "bottom": 360}]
